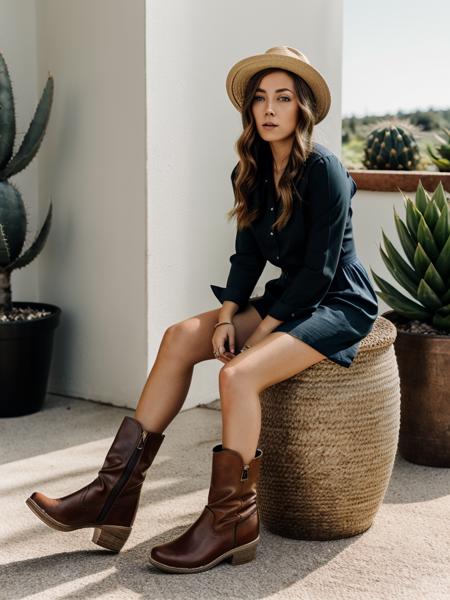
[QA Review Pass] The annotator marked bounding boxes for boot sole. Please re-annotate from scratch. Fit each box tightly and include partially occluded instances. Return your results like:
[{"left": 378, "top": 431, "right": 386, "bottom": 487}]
[
  {"left": 25, "top": 497, "right": 132, "bottom": 552},
  {"left": 148, "top": 536, "right": 260, "bottom": 573}
]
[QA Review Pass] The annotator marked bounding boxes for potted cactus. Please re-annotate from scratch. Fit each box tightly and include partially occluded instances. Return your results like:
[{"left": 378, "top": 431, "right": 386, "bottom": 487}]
[
  {"left": 362, "top": 120, "right": 422, "bottom": 171},
  {"left": 370, "top": 179, "right": 450, "bottom": 467},
  {"left": 0, "top": 52, "right": 61, "bottom": 418}
]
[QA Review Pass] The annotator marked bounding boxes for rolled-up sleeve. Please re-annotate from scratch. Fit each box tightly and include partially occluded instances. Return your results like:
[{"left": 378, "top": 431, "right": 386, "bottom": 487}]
[
  {"left": 267, "top": 155, "right": 352, "bottom": 321},
  {"left": 210, "top": 166, "right": 267, "bottom": 309}
]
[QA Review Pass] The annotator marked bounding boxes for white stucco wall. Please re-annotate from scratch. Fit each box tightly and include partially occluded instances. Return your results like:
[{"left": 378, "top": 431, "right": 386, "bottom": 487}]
[
  {"left": 34, "top": 0, "right": 148, "bottom": 408},
  {"left": 1, "top": 0, "right": 393, "bottom": 413}
]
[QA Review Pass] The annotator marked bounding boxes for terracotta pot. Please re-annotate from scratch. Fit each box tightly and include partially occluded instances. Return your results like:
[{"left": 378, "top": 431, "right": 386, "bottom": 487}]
[{"left": 382, "top": 310, "right": 450, "bottom": 467}]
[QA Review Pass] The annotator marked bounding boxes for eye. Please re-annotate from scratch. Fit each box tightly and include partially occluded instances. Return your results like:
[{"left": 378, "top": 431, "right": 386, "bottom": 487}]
[{"left": 253, "top": 95, "right": 291, "bottom": 102}]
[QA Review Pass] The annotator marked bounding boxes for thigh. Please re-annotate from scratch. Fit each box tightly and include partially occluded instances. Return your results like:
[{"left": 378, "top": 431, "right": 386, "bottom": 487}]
[
  {"left": 222, "top": 331, "right": 327, "bottom": 393},
  {"left": 166, "top": 303, "right": 263, "bottom": 364}
]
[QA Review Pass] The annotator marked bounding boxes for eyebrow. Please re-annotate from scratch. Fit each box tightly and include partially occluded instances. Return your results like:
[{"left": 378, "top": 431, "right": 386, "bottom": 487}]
[{"left": 255, "top": 87, "right": 294, "bottom": 93}]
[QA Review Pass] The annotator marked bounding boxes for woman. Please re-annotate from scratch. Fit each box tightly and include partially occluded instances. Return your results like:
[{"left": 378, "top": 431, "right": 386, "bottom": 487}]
[{"left": 26, "top": 46, "right": 378, "bottom": 573}]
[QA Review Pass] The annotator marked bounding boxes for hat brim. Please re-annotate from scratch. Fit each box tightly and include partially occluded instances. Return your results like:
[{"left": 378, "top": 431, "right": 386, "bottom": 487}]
[{"left": 226, "top": 53, "right": 331, "bottom": 124}]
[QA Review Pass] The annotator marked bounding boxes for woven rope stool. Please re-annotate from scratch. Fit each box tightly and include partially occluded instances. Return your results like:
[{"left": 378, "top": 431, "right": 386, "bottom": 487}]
[{"left": 258, "top": 315, "right": 400, "bottom": 540}]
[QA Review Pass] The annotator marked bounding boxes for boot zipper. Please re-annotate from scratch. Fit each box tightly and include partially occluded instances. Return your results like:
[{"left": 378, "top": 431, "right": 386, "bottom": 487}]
[
  {"left": 96, "top": 430, "right": 147, "bottom": 522},
  {"left": 240, "top": 464, "right": 249, "bottom": 481}
]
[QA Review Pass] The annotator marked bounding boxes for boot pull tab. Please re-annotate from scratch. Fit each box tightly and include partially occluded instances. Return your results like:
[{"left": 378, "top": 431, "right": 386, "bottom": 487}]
[
  {"left": 241, "top": 465, "right": 249, "bottom": 481},
  {"left": 137, "top": 431, "right": 148, "bottom": 450}
]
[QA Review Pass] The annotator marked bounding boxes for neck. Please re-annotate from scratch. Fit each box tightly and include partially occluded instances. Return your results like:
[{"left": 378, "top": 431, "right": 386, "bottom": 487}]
[{"left": 270, "top": 138, "right": 293, "bottom": 172}]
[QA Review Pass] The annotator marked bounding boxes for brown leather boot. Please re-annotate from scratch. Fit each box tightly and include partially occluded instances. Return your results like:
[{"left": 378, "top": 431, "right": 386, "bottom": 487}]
[
  {"left": 148, "top": 443, "right": 263, "bottom": 573},
  {"left": 25, "top": 416, "right": 164, "bottom": 552}
]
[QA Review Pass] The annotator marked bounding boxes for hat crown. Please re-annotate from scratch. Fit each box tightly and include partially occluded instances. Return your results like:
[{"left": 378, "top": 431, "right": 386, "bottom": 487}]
[{"left": 264, "top": 46, "right": 310, "bottom": 65}]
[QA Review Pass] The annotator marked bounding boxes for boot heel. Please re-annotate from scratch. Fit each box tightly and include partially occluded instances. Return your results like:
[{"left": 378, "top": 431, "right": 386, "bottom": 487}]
[
  {"left": 230, "top": 539, "right": 259, "bottom": 565},
  {"left": 92, "top": 525, "right": 132, "bottom": 552}
]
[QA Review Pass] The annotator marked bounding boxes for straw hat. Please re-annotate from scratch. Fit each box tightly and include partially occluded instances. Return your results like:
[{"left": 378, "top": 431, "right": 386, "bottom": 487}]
[{"left": 225, "top": 46, "right": 331, "bottom": 124}]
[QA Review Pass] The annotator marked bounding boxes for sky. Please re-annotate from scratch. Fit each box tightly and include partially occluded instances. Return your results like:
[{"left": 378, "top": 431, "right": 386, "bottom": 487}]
[{"left": 342, "top": 0, "right": 449, "bottom": 118}]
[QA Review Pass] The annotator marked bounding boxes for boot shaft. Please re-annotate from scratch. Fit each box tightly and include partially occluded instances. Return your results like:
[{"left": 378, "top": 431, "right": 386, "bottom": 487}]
[{"left": 207, "top": 444, "right": 262, "bottom": 514}]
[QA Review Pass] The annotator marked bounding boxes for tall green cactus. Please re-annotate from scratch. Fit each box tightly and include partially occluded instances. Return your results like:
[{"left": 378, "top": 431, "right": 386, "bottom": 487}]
[
  {"left": 370, "top": 180, "right": 450, "bottom": 332},
  {"left": 0, "top": 52, "right": 54, "bottom": 316}
]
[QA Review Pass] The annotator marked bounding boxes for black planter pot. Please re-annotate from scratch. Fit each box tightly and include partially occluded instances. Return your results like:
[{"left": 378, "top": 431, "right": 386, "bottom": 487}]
[{"left": 0, "top": 301, "right": 62, "bottom": 418}]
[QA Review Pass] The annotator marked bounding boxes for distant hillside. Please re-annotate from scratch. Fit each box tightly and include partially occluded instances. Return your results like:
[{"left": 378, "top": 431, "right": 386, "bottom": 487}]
[{"left": 342, "top": 108, "right": 450, "bottom": 170}]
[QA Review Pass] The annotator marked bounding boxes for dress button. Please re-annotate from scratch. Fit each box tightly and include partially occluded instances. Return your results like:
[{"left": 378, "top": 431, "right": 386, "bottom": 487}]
[
  {"left": 270, "top": 207, "right": 274, "bottom": 211},
  {"left": 270, "top": 231, "right": 274, "bottom": 236},
  {"left": 276, "top": 255, "right": 279, "bottom": 259},
  {"left": 264, "top": 179, "right": 268, "bottom": 183},
  {"left": 291, "top": 312, "right": 295, "bottom": 317}
]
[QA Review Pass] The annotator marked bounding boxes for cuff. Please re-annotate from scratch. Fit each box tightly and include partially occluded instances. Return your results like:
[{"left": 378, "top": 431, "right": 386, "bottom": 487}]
[{"left": 210, "top": 284, "right": 249, "bottom": 309}]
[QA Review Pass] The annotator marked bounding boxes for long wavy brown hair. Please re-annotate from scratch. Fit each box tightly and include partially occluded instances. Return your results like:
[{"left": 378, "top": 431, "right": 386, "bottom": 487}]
[{"left": 226, "top": 67, "right": 317, "bottom": 232}]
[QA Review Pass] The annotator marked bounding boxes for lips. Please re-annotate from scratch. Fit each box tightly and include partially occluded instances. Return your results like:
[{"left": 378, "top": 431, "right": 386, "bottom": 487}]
[{"left": 263, "top": 124, "right": 278, "bottom": 128}]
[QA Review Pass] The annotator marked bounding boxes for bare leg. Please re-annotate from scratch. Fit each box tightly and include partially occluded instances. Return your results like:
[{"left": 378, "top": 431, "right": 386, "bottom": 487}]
[
  {"left": 133, "top": 304, "right": 263, "bottom": 433},
  {"left": 219, "top": 330, "right": 327, "bottom": 465}
]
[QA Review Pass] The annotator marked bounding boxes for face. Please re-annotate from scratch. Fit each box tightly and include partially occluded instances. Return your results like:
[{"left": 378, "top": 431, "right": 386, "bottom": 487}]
[{"left": 251, "top": 70, "right": 300, "bottom": 142}]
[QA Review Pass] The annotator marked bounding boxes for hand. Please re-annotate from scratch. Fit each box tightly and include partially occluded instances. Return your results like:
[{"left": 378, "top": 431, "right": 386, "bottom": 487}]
[
  {"left": 212, "top": 323, "right": 236, "bottom": 363},
  {"left": 240, "top": 326, "right": 271, "bottom": 352}
]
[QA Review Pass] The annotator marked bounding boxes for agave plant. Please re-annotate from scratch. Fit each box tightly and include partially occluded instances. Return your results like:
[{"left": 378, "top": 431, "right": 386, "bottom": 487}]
[
  {"left": 0, "top": 52, "right": 54, "bottom": 317},
  {"left": 426, "top": 127, "right": 450, "bottom": 172},
  {"left": 370, "top": 180, "right": 450, "bottom": 332}
]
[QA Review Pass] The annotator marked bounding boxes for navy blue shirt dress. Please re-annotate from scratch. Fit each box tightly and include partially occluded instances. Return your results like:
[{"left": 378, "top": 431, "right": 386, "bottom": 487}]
[{"left": 210, "top": 142, "right": 379, "bottom": 368}]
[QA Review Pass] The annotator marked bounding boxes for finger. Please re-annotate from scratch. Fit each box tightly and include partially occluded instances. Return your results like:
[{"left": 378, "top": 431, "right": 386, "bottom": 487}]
[{"left": 229, "top": 333, "right": 235, "bottom": 354}]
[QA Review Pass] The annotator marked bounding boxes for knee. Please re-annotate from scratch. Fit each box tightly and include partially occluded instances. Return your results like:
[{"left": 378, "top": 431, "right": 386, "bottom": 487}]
[
  {"left": 219, "top": 363, "right": 247, "bottom": 393},
  {"left": 162, "top": 320, "right": 195, "bottom": 351}
]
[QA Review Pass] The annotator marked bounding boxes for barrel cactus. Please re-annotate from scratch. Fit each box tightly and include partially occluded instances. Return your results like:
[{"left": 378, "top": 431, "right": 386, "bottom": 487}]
[
  {"left": 363, "top": 125, "right": 420, "bottom": 170},
  {"left": 370, "top": 180, "right": 450, "bottom": 332},
  {"left": 426, "top": 127, "right": 450, "bottom": 172},
  {"left": 0, "top": 51, "right": 54, "bottom": 316}
]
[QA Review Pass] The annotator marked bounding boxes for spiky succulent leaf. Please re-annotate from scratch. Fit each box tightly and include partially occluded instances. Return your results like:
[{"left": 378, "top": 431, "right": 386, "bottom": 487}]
[
  {"left": 382, "top": 229, "right": 420, "bottom": 286},
  {"left": 7, "top": 201, "right": 52, "bottom": 271},
  {"left": 413, "top": 243, "right": 432, "bottom": 277},
  {"left": 377, "top": 291, "right": 432, "bottom": 320},
  {"left": 435, "top": 235, "right": 450, "bottom": 279},
  {"left": 437, "top": 303, "right": 450, "bottom": 316},
  {"left": 393, "top": 207, "right": 417, "bottom": 266},
  {"left": 370, "top": 269, "right": 431, "bottom": 318},
  {"left": 0, "top": 53, "right": 16, "bottom": 170},
  {"left": 432, "top": 312, "right": 450, "bottom": 330},
  {"left": 433, "top": 203, "right": 449, "bottom": 250},
  {"left": 417, "top": 215, "right": 439, "bottom": 261},
  {"left": 405, "top": 195, "right": 421, "bottom": 239},
  {"left": 423, "top": 197, "right": 440, "bottom": 230},
  {"left": 416, "top": 278, "right": 443, "bottom": 310},
  {"left": 431, "top": 181, "right": 447, "bottom": 212},
  {"left": 441, "top": 288, "right": 450, "bottom": 305},
  {"left": 0, "top": 76, "right": 54, "bottom": 180},
  {"left": 382, "top": 255, "right": 419, "bottom": 299},
  {"left": 415, "top": 181, "right": 428, "bottom": 215},
  {"left": 423, "top": 261, "right": 447, "bottom": 296}
]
